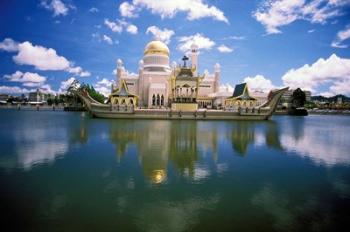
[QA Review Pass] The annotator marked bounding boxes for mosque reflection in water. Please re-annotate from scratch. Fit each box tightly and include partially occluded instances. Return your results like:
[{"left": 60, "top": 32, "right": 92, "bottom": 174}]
[{"left": 104, "top": 120, "right": 282, "bottom": 183}]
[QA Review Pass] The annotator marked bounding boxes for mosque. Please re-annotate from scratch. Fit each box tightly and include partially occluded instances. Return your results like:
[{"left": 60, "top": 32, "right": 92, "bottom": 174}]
[{"left": 111, "top": 40, "right": 228, "bottom": 110}]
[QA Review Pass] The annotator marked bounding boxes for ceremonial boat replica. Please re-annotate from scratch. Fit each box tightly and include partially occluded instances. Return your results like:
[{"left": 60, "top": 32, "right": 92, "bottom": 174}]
[{"left": 72, "top": 84, "right": 288, "bottom": 121}]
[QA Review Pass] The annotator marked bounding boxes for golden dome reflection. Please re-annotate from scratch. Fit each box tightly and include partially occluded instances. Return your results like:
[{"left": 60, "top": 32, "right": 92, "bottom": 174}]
[
  {"left": 150, "top": 169, "right": 167, "bottom": 184},
  {"left": 144, "top": 40, "right": 170, "bottom": 56}
]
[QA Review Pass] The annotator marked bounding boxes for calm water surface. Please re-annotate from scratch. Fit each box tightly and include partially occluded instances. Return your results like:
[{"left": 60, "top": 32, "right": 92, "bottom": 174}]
[{"left": 1, "top": 110, "right": 350, "bottom": 231}]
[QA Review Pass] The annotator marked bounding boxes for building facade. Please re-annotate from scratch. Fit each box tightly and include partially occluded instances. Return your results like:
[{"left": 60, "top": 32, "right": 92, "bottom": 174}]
[{"left": 112, "top": 40, "right": 223, "bottom": 109}]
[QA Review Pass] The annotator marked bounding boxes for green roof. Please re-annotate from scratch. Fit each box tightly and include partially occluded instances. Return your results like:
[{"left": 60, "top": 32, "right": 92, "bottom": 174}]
[{"left": 232, "top": 83, "right": 247, "bottom": 97}]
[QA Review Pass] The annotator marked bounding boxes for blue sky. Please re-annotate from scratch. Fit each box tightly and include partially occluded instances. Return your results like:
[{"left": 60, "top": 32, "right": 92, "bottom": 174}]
[{"left": 1, "top": 0, "right": 350, "bottom": 96}]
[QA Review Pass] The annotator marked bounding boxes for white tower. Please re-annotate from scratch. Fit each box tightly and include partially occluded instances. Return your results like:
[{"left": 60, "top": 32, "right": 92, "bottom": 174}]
[
  {"left": 190, "top": 43, "right": 199, "bottom": 76},
  {"left": 116, "top": 59, "right": 124, "bottom": 88},
  {"left": 138, "top": 59, "right": 144, "bottom": 105},
  {"left": 214, "top": 63, "right": 220, "bottom": 93}
]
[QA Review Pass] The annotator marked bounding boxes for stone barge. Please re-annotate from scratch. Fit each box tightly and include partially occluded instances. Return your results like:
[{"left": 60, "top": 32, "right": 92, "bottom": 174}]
[{"left": 74, "top": 87, "right": 288, "bottom": 121}]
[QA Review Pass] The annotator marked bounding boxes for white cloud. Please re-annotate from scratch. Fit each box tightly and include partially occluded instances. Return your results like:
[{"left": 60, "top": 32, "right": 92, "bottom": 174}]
[
  {"left": 1, "top": 39, "right": 90, "bottom": 77},
  {"left": 217, "top": 44, "right": 233, "bottom": 53},
  {"left": 119, "top": 1, "right": 138, "bottom": 17},
  {"left": 281, "top": 54, "right": 350, "bottom": 95},
  {"left": 58, "top": 77, "right": 76, "bottom": 93},
  {"left": 40, "top": 0, "right": 70, "bottom": 17},
  {"left": 253, "top": 0, "right": 350, "bottom": 34},
  {"left": 331, "top": 25, "right": 350, "bottom": 48},
  {"left": 103, "top": 35, "right": 113, "bottom": 45},
  {"left": 39, "top": 84, "right": 56, "bottom": 94},
  {"left": 126, "top": 24, "right": 138, "bottom": 34},
  {"left": 223, "top": 36, "right": 246, "bottom": 40},
  {"left": 89, "top": 7, "right": 99, "bottom": 13},
  {"left": 104, "top": 19, "right": 123, "bottom": 33},
  {"left": 146, "top": 26, "right": 175, "bottom": 44},
  {"left": 5, "top": 71, "right": 46, "bottom": 84},
  {"left": 13, "top": 41, "right": 71, "bottom": 70},
  {"left": 104, "top": 19, "right": 138, "bottom": 34},
  {"left": 177, "top": 33, "right": 215, "bottom": 53},
  {"left": 219, "top": 83, "right": 234, "bottom": 94},
  {"left": 131, "top": 0, "right": 229, "bottom": 23},
  {"left": 94, "top": 78, "right": 114, "bottom": 97},
  {"left": 244, "top": 75, "right": 280, "bottom": 93},
  {"left": 0, "top": 85, "right": 31, "bottom": 94},
  {"left": 0, "top": 38, "right": 18, "bottom": 52}
]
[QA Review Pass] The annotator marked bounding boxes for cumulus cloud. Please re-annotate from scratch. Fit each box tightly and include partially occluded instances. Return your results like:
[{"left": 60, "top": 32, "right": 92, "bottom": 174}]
[
  {"left": 5, "top": 71, "right": 46, "bottom": 84},
  {"left": 0, "top": 38, "right": 19, "bottom": 52},
  {"left": 104, "top": 19, "right": 138, "bottom": 35},
  {"left": 40, "top": 0, "right": 72, "bottom": 17},
  {"left": 13, "top": 41, "right": 70, "bottom": 71},
  {"left": 103, "top": 34, "right": 114, "bottom": 45},
  {"left": 126, "top": 24, "right": 138, "bottom": 34},
  {"left": 94, "top": 78, "right": 114, "bottom": 97},
  {"left": 89, "top": 7, "right": 99, "bottom": 13},
  {"left": 331, "top": 25, "right": 350, "bottom": 48},
  {"left": 58, "top": 77, "right": 76, "bottom": 93},
  {"left": 253, "top": 0, "right": 350, "bottom": 34},
  {"left": 0, "top": 86, "right": 31, "bottom": 94},
  {"left": 177, "top": 33, "right": 215, "bottom": 53},
  {"left": 146, "top": 26, "right": 175, "bottom": 44},
  {"left": 104, "top": 19, "right": 123, "bottom": 33},
  {"left": 244, "top": 75, "right": 280, "bottom": 93},
  {"left": 129, "top": 0, "right": 229, "bottom": 23},
  {"left": 217, "top": 44, "right": 233, "bottom": 53},
  {"left": 219, "top": 83, "right": 234, "bottom": 93},
  {"left": 119, "top": 1, "right": 138, "bottom": 17},
  {"left": 0, "top": 39, "right": 90, "bottom": 77},
  {"left": 281, "top": 54, "right": 350, "bottom": 95}
]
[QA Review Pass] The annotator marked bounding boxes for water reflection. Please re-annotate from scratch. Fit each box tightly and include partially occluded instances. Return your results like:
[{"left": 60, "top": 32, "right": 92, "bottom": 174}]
[
  {"left": 107, "top": 120, "right": 283, "bottom": 183},
  {"left": 280, "top": 116, "right": 350, "bottom": 166}
]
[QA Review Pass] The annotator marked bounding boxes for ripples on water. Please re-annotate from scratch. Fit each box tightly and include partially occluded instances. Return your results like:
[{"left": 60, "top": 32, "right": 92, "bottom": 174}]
[{"left": 0, "top": 110, "right": 349, "bottom": 231}]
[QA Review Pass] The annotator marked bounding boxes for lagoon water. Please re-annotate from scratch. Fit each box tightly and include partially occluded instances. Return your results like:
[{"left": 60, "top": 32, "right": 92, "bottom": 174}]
[{"left": 0, "top": 109, "right": 350, "bottom": 231}]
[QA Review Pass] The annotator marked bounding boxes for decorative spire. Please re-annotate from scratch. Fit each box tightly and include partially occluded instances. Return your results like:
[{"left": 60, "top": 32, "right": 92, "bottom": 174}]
[{"left": 182, "top": 55, "right": 189, "bottom": 67}]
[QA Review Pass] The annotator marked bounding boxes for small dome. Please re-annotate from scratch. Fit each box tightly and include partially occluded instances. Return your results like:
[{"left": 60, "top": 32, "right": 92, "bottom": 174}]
[{"left": 144, "top": 40, "right": 169, "bottom": 56}]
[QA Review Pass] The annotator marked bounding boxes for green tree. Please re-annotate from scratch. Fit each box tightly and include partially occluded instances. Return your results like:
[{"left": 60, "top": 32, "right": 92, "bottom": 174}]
[
  {"left": 83, "top": 84, "right": 105, "bottom": 103},
  {"left": 292, "top": 88, "right": 306, "bottom": 108}
]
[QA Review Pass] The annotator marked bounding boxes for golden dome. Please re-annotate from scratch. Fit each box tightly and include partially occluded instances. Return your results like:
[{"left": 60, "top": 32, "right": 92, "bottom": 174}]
[{"left": 144, "top": 40, "right": 169, "bottom": 56}]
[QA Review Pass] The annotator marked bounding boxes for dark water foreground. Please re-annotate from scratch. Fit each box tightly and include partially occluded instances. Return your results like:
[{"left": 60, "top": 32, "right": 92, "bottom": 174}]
[{"left": 0, "top": 109, "right": 349, "bottom": 231}]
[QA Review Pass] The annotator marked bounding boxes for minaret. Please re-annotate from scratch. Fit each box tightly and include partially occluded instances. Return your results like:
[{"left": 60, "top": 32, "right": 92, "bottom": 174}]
[
  {"left": 116, "top": 59, "right": 124, "bottom": 88},
  {"left": 138, "top": 59, "right": 144, "bottom": 106},
  {"left": 190, "top": 43, "right": 199, "bottom": 76},
  {"left": 214, "top": 63, "right": 220, "bottom": 93}
]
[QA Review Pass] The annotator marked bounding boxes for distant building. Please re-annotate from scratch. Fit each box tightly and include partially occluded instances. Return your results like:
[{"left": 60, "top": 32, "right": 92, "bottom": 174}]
[
  {"left": 337, "top": 96, "right": 343, "bottom": 104},
  {"left": 28, "top": 89, "right": 52, "bottom": 103},
  {"left": 0, "top": 94, "right": 11, "bottom": 104}
]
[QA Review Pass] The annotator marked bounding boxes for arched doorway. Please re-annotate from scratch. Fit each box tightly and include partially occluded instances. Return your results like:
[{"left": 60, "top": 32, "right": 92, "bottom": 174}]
[{"left": 156, "top": 94, "right": 160, "bottom": 106}]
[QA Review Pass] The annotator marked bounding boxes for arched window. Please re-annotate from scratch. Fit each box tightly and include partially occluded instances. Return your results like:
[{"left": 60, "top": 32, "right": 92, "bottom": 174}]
[
  {"left": 156, "top": 94, "right": 160, "bottom": 106},
  {"left": 161, "top": 95, "right": 164, "bottom": 106},
  {"left": 130, "top": 99, "right": 134, "bottom": 105},
  {"left": 152, "top": 94, "right": 155, "bottom": 106},
  {"left": 122, "top": 99, "right": 126, "bottom": 105},
  {"left": 115, "top": 99, "right": 119, "bottom": 105}
]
